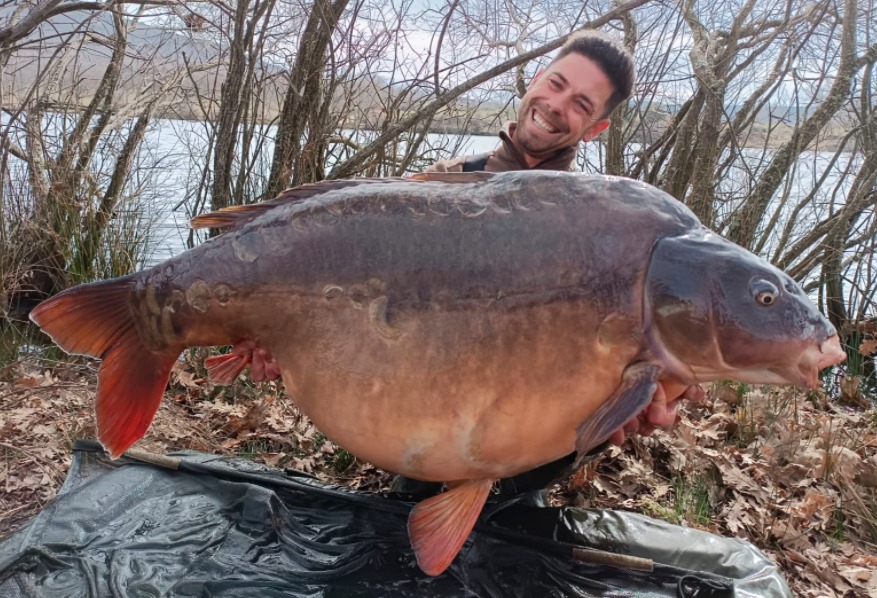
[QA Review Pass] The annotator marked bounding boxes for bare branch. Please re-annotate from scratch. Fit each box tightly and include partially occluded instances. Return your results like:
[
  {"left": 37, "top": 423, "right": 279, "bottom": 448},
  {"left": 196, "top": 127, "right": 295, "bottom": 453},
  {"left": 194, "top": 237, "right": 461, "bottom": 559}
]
[{"left": 329, "top": 0, "right": 652, "bottom": 179}]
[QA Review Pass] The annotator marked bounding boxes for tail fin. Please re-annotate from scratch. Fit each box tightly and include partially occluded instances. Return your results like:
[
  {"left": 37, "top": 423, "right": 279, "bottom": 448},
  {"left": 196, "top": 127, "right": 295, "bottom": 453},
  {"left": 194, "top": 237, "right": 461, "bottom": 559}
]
[{"left": 30, "top": 277, "right": 179, "bottom": 458}]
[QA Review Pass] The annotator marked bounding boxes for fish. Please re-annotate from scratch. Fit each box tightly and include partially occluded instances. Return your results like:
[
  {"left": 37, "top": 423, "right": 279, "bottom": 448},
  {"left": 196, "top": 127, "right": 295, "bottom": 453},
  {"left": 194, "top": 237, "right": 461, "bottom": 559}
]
[{"left": 29, "top": 171, "right": 846, "bottom": 576}]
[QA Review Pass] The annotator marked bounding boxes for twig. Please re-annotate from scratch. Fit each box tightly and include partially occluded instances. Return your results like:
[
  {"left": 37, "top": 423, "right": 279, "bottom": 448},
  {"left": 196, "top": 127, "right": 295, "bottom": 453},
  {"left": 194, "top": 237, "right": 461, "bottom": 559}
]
[{"left": 571, "top": 547, "right": 655, "bottom": 572}]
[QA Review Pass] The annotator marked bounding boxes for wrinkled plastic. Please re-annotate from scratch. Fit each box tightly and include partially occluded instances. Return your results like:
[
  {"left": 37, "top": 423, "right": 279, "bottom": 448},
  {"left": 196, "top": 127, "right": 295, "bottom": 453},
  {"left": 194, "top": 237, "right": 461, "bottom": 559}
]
[{"left": 0, "top": 441, "right": 791, "bottom": 597}]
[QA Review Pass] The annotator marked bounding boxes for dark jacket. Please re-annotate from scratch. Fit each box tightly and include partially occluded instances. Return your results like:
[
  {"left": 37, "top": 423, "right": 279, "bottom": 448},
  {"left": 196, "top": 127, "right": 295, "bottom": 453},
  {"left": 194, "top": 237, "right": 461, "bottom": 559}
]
[{"left": 425, "top": 122, "right": 579, "bottom": 173}]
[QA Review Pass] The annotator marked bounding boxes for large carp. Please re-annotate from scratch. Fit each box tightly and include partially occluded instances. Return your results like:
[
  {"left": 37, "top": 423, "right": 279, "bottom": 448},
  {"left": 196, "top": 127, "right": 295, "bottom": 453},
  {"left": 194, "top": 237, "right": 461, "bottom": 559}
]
[{"left": 31, "top": 171, "right": 845, "bottom": 575}]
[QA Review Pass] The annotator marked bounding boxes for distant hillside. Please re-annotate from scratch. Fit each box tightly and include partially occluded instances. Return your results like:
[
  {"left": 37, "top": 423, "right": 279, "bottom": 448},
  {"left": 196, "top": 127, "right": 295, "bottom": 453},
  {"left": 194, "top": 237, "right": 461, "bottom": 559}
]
[{"left": 1, "top": 7, "right": 853, "bottom": 152}]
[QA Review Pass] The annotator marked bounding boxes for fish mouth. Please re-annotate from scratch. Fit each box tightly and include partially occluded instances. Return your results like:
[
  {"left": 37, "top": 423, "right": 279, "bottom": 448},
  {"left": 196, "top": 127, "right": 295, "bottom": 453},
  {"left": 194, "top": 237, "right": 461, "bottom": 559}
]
[{"left": 794, "top": 335, "right": 847, "bottom": 389}]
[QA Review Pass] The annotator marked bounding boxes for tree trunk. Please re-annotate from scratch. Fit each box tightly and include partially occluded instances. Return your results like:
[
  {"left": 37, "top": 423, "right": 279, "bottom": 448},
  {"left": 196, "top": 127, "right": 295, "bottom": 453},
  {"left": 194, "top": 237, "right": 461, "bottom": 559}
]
[
  {"left": 211, "top": 0, "right": 251, "bottom": 212},
  {"left": 605, "top": 5, "right": 637, "bottom": 176},
  {"left": 211, "top": 0, "right": 277, "bottom": 211},
  {"left": 266, "top": 0, "right": 350, "bottom": 198},
  {"left": 726, "top": 0, "right": 864, "bottom": 249}
]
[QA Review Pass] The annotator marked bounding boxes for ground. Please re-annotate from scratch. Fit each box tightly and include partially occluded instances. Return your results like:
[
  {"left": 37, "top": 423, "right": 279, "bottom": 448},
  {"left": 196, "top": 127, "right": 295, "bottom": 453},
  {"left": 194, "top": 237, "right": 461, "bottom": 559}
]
[{"left": 1, "top": 352, "right": 876, "bottom": 596}]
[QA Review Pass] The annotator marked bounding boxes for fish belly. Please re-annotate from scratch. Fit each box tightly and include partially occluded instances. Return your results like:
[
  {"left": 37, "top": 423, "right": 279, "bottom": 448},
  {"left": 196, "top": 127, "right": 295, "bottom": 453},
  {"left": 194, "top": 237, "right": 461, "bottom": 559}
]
[{"left": 270, "top": 297, "right": 635, "bottom": 481}]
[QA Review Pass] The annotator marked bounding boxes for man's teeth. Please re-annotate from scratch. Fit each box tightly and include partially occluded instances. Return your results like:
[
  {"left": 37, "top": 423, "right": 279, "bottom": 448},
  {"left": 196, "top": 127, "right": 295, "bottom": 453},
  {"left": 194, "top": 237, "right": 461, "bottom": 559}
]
[{"left": 533, "top": 111, "right": 558, "bottom": 133}]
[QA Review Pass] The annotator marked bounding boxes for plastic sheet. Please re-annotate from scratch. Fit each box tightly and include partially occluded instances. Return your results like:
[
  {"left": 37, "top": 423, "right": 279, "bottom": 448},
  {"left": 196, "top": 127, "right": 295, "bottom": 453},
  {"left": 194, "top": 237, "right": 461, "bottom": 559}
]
[{"left": 0, "top": 441, "right": 791, "bottom": 597}]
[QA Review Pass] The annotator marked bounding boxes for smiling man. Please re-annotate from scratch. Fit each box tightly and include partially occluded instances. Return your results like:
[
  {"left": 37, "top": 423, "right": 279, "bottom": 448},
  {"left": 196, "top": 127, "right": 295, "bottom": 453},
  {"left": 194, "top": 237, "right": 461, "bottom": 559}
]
[{"left": 426, "top": 30, "right": 634, "bottom": 173}]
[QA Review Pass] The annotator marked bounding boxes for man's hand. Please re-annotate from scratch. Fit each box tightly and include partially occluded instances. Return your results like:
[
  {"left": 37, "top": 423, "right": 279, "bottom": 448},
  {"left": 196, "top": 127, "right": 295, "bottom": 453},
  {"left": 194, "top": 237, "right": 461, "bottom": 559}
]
[
  {"left": 607, "top": 380, "right": 704, "bottom": 446},
  {"left": 249, "top": 347, "right": 280, "bottom": 382}
]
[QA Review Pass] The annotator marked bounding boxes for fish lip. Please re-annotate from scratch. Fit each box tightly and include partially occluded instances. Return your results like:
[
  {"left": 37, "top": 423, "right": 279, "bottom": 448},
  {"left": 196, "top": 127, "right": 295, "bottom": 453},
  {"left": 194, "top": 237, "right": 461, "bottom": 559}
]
[{"left": 795, "top": 335, "right": 847, "bottom": 389}]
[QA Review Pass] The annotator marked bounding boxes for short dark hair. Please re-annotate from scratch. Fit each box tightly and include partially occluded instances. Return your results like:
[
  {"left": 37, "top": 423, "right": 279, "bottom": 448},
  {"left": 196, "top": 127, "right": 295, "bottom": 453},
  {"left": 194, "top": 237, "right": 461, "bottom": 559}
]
[{"left": 551, "top": 30, "right": 635, "bottom": 117}]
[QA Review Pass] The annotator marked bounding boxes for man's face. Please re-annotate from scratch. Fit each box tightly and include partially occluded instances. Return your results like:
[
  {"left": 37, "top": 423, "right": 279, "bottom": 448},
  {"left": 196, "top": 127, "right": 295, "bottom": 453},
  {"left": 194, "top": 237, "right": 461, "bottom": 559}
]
[{"left": 515, "top": 53, "right": 614, "bottom": 164}]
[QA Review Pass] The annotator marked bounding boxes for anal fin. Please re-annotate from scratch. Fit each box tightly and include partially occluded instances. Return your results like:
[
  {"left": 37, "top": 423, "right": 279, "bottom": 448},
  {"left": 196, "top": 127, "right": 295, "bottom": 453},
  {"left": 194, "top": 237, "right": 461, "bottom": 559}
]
[{"left": 408, "top": 478, "right": 494, "bottom": 576}]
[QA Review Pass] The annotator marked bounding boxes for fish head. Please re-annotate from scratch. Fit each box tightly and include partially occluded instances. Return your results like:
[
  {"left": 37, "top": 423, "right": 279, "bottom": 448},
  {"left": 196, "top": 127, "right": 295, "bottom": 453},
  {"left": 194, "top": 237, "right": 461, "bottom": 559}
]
[{"left": 644, "top": 232, "right": 846, "bottom": 389}]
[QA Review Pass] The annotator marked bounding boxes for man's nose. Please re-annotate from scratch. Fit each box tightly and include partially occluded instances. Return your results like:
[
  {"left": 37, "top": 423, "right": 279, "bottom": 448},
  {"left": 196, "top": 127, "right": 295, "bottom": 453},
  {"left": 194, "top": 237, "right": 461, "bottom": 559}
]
[
  {"left": 543, "top": 96, "right": 564, "bottom": 115},
  {"left": 545, "top": 92, "right": 571, "bottom": 114}
]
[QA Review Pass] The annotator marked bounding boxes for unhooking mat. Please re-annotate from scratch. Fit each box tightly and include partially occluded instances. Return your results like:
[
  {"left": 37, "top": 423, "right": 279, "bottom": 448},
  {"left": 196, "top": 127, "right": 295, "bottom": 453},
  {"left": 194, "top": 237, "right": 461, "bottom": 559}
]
[{"left": 0, "top": 440, "right": 791, "bottom": 597}]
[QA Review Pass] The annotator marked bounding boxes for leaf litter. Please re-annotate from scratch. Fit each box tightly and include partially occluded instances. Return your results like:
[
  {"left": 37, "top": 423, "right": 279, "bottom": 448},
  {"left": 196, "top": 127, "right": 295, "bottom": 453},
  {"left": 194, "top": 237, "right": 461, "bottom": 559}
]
[{"left": 1, "top": 355, "right": 875, "bottom": 597}]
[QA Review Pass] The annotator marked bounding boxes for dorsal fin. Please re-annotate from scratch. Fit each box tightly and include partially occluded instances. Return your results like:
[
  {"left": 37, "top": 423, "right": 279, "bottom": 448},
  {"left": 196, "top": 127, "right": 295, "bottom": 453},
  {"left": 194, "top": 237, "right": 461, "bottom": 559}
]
[
  {"left": 190, "top": 172, "right": 497, "bottom": 231},
  {"left": 190, "top": 178, "right": 401, "bottom": 230},
  {"left": 408, "top": 171, "right": 495, "bottom": 184}
]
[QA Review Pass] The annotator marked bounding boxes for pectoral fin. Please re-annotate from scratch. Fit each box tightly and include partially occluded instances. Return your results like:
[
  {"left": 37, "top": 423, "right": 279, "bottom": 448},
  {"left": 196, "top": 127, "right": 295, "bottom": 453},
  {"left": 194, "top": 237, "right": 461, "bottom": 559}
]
[
  {"left": 576, "top": 363, "right": 662, "bottom": 454},
  {"left": 407, "top": 478, "right": 494, "bottom": 576}
]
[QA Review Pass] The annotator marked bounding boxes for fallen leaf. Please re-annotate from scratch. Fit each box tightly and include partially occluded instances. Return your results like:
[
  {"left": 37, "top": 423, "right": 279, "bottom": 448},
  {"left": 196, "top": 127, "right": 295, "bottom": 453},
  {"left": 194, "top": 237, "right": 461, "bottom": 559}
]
[{"left": 859, "top": 339, "right": 877, "bottom": 356}]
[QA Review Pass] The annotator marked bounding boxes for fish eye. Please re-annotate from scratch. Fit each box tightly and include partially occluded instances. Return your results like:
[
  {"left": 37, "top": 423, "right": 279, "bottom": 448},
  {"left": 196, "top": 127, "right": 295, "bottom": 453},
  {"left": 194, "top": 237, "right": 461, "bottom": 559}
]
[
  {"left": 757, "top": 291, "right": 776, "bottom": 305},
  {"left": 750, "top": 279, "right": 779, "bottom": 306}
]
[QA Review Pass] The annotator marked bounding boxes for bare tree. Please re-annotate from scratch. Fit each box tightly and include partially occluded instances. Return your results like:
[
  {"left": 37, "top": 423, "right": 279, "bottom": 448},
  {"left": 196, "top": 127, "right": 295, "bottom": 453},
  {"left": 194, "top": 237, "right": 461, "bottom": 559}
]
[
  {"left": 211, "top": 0, "right": 279, "bottom": 211},
  {"left": 0, "top": 2, "right": 212, "bottom": 310},
  {"left": 726, "top": 0, "right": 877, "bottom": 248},
  {"left": 265, "top": 0, "right": 350, "bottom": 196}
]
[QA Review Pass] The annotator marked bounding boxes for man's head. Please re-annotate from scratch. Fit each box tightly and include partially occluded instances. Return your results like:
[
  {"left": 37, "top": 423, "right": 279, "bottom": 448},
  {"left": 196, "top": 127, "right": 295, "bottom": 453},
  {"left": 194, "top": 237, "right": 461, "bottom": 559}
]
[{"left": 514, "top": 30, "right": 635, "bottom": 166}]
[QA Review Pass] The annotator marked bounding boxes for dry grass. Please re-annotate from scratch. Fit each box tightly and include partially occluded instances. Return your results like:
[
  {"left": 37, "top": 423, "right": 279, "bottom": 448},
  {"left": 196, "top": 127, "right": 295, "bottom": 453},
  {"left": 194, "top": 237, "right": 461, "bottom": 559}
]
[{"left": 1, "top": 357, "right": 875, "bottom": 596}]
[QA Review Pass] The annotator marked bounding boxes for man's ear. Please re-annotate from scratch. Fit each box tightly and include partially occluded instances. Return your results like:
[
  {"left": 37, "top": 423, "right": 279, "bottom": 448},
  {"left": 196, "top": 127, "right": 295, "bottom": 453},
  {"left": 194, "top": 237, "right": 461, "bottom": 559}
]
[{"left": 582, "top": 119, "right": 611, "bottom": 142}]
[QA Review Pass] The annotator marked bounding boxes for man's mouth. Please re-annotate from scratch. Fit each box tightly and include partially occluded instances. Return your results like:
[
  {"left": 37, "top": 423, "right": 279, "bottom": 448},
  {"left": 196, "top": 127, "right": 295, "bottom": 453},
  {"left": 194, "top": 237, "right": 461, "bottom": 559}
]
[{"left": 532, "top": 109, "right": 559, "bottom": 134}]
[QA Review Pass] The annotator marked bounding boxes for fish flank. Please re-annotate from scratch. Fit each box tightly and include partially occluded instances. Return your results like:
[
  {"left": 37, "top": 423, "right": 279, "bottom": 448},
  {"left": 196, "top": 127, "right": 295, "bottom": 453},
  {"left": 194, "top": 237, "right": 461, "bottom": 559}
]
[{"left": 368, "top": 296, "right": 404, "bottom": 340}]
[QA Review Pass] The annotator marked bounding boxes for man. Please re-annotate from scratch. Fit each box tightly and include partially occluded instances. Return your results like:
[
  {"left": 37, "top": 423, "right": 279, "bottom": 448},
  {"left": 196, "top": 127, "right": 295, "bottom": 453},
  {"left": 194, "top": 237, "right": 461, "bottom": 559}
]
[
  {"left": 391, "top": 30, "right": 702, "bottom": 497},
  {"left": 426, "top": 29, "right": 629, "bottom": 174}
]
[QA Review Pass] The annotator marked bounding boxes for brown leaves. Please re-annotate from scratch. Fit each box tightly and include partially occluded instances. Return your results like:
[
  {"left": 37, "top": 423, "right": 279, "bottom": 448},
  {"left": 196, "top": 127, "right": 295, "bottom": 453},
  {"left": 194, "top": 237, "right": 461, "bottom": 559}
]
[
  {"left": 554, "top": 385, "right": 877, "bottom": 597},
  {"left": 0, "top": 368, "right": 82, "bottom": 537}
]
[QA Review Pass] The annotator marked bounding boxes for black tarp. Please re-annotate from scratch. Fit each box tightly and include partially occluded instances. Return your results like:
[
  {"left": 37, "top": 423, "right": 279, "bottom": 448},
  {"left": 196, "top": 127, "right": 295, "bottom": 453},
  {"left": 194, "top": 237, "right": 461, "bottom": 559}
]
[{"left": 0, "top": 441, "right": 791, "bottom": 597}]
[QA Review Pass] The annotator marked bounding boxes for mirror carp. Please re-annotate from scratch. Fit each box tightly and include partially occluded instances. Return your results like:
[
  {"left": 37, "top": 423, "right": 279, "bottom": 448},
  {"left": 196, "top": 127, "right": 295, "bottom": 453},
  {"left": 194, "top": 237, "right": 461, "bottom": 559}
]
[{"left": 31, "top": 171, "right": 846, "bottom": 575}]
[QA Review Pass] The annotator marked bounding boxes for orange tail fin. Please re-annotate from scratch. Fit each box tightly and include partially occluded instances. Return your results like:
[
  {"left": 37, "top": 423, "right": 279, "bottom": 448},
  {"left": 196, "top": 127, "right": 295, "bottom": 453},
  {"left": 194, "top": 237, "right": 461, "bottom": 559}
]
[
  {"left": 30, "top": 277, "right": 179, "bottom": 458},
  {"left": 408, "top": 478, "right": 494, "bottom": 576}
]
